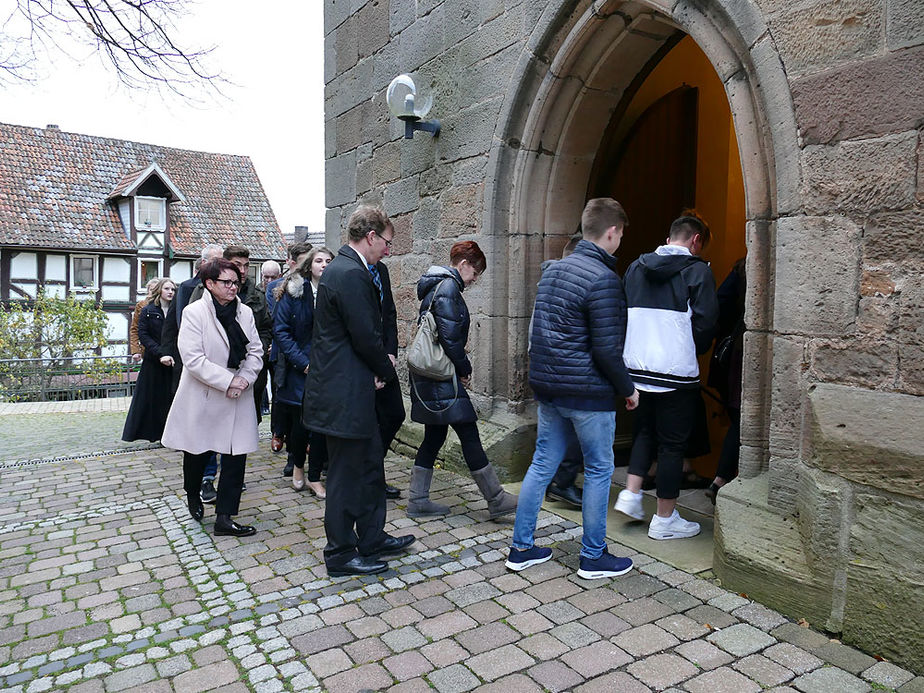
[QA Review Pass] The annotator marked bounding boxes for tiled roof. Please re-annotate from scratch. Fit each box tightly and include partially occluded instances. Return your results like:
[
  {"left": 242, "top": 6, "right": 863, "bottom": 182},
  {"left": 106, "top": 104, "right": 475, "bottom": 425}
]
[{"left": 0, "top": 123, "right": 287, "bottom": 258}]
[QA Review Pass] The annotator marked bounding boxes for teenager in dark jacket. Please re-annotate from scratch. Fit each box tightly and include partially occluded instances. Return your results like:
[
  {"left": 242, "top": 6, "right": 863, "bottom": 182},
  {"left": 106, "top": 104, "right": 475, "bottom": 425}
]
[
  {"left": 303, "top": 206, "right": 414, "bottom": 577},
  {"left": 273, "top": 247, "right": 333, "bottom": 498},
  {"left": 615, "top": 213, "right": 718, "bottom": 540},
  {"left": 407, "top": 241, "right": 518, "bottom": 521},
  {"left": 507, "top": 198, "right": 639, "bottom": 580}
]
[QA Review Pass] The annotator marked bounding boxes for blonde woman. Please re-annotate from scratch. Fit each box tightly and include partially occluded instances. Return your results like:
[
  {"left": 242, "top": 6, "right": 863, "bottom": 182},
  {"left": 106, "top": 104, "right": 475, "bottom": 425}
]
[{"left": 122, "top": 277, "right": 177, "bottom": 442}]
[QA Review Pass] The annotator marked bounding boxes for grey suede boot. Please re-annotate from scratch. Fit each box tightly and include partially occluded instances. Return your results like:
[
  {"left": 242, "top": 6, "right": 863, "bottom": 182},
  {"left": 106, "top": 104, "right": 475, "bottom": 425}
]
[
  {"left": 407, "top": 466, "right": 450, "bottom": 518},
  {"left": 471, "top": 464, "right": 518, "bottom": 519}
]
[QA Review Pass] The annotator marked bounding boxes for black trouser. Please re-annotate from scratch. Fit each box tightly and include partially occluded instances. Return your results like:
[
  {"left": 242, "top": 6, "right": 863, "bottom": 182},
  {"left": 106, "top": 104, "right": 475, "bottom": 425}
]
[
  {"left": 323, "top": 434, "right": 387, "bottom": 567},
  {"left": 375, "top": 378, "right": 406, "bottom": 452},
  {"left": 252, "top": 365, "right": 268, "bottom": 424},
  {"left": 285, "top": 411, "right": 327, "bottom": 482},
  {"left": 715, "top": 408, "right": 740, "bottom": 482},
  {"left": 413, "top": 421, "right": 489, "bottom": 472},
  {"left": 627, "top": 388, "right": 698, "bottom": 500},
  {"left": 183, "top": 451, "right": 246, "bottom": 515}
]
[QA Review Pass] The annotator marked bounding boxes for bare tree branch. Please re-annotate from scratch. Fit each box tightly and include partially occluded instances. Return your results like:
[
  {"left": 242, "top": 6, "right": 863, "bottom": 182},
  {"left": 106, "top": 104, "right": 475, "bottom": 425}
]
[{"left": 0, "top": 0, "right": 224, "bottom": 98}]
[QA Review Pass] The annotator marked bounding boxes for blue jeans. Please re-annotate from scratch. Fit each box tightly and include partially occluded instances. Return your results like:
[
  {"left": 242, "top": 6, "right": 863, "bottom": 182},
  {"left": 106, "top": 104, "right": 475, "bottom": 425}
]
[
  {"left": 512, "top": 402, "right": 616, "bottom": 559},
  {"left": 202, "top": 453, "right": 219, "bottom": 482}
]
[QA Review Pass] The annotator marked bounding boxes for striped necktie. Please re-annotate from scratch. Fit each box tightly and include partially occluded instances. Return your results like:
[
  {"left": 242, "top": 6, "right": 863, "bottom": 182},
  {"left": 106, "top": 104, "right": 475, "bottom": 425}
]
[{"left": 368, "top": 264, "right": 383, "bottom": 303}]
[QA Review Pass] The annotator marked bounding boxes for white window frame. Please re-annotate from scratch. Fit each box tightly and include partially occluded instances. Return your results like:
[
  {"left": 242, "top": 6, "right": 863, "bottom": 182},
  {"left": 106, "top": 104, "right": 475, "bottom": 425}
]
[
  {"left": 137, "top": 257, "right": 164, "bottom": 291},
  {"left": 134, "top": 196, "right": 167, "bottom": 231},
  {"left": 70, "top": 255, "right": 99, "bottom": 291}
]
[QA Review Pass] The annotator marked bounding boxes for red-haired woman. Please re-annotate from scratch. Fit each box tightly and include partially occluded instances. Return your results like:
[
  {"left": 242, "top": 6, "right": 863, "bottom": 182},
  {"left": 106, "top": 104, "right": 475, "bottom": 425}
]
[{"left": 408, "top": 241, "right": 518, "bottom": 520}]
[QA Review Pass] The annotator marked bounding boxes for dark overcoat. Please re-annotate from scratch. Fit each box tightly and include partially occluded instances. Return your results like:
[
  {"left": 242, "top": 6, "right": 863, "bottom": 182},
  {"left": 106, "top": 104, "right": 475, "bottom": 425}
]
[
  {"left": 302, "top": 245, "right": 397, "bottom": 439},
  {"left": 409, "top": 266, "right": 477, "bottom": 426},
  {"left": 273, "top": 278, "right": 314, "bottom": 407}
]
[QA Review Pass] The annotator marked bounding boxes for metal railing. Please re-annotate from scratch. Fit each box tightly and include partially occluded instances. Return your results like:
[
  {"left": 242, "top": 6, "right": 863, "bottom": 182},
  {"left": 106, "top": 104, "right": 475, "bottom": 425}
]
[{"left": 0, "top": 355, "right": 140, "bottom": 403}]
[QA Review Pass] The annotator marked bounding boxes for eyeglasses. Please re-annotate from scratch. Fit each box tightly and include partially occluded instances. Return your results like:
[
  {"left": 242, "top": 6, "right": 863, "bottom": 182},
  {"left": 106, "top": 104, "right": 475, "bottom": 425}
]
[
  {"left": 214, "top": 278, "right": 241, "bottom": 289},
  {"left": 372, "top": 231, "right": 393, "bottom": 249}
]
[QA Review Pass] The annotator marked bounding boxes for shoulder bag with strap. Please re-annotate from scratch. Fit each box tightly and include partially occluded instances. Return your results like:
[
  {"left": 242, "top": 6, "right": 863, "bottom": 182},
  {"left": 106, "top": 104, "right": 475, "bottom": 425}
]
[{"left": 407, "top": 279, "right": 459, "bottom": 413}]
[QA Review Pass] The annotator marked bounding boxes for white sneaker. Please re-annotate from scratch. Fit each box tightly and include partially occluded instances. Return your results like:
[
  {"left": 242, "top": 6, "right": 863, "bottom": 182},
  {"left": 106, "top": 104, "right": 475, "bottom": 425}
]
[
  {"left": 648, "top": 510, "right": 701, "bottom": 540},
  {"left": 614, "top": 489, "right": 645, "bottom": 521}
]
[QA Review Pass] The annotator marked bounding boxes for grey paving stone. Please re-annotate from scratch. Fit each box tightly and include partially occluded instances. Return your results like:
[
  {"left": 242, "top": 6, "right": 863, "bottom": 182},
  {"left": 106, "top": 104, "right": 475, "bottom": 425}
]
[
  {"left": 454, "top": 621, "right": 519, "bottom": 655},
  {"left": 573, "top": 671, "right": 650, "bottom": 693},
  {"left": 792, "top": 666, "right": 872, "bottom": 693},
  {"left": 381, "top": 625, "right": 427, "bottom": 653},
  {"left": 613, "top": 623, "right": 680, "bottom": 657},
  {"left": 518, "top": 632, "right": 570, "bottom": 660},
  {"left": 653, "top": 588, "right": 702, "bottom": 612},
  {"left": 527, "top": 660, "right": 583, "bottom": 692},
  {"left": 674, "top": 639, "right": 735, "bottom": 670},
  {"left": 707, "top": 623, "right": 777, "bottom": 657},
  {"left": 548, "top": 621, "right": 600, "bottom": 649},
  {"left": 535, "top": 600, "right": 584, "bottom": 625},
  {"left": 763, "top": 643, "right": 825, "bottom": 675},
  {"left": 627, "top": 652, "right": 698, "bottom": 689},
  {"left": 473, "top": 673, "right": 544, "bottom": 693},
  {"left": 733, "top": 653, "right": 796, "bottom": 687},
  {"left": 862, "top": 661, "right": 915, "bottom": 689},
  {"left": 426, "top": 663, "right": 480, "bottom": 693},
  {"left": 560, "top": 640, "right": 632, "bottom": 679},
  {"left": 444, "top": 582, "right": 501, "bottom": 608},
  {"left": 655, "top": 613, "right": 710, "bottom": 641},
  {"left": 899, "top": 677, "right": 924, "bottom": 693},
  {"left": 684, "top": 604, "right": 739, "bottom": 629},
  {"left": 684, "top": 666, "right": 762, "bottom": 693},
  {"left": 102, "top": 663, "right": 158, "bottom": 692},
  {"left": 613, "top": 596, "right": 677, "bottom": 626},
  {"left": 466, "top": 643, "right": 535, "bottom": 682},
  {"left": 731, "top": 603, "right": 790, "bottom": 631},
  {"left": 814, "top": 641, "right": 878, "bottom": 675},
  {"left": 770, "top": 623, "right": 832, "bottom": 651}
]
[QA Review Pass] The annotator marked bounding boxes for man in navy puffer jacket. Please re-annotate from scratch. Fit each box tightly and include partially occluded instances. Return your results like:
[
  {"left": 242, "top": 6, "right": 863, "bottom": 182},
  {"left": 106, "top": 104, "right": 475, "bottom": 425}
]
[{"left": 506, "top": 198, "right": 639, "bottom": 580}]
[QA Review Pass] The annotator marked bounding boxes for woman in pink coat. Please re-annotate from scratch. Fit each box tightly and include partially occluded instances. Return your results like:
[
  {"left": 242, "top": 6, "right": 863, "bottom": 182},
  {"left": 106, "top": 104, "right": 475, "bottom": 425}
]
[{"left": 162, "top": 259, "right": 265, "bottom": 537}]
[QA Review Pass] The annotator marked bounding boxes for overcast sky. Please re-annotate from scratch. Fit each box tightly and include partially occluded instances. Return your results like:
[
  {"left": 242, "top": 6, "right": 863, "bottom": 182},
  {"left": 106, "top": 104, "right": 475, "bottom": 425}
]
[{"left": 1, "top": 1, "right": 325, "bottom": 240}]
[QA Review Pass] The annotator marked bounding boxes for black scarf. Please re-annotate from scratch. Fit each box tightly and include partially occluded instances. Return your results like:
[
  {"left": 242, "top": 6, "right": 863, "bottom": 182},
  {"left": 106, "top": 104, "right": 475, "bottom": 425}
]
[{"left": 211, "top": 295, "right": 248, "bottom": 369}]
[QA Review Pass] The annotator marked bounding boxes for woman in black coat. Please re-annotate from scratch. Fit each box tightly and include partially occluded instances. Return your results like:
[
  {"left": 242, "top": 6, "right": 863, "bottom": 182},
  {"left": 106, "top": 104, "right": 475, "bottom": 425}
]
[
  {"left": 408, "top": 241, "right": 517, "bottom": 520},
  {"left": 273, "top": 247, "right": 333, "bottom": 497},
  {"left": 122, "top": 277, "right": 176, "bottom": 442}
]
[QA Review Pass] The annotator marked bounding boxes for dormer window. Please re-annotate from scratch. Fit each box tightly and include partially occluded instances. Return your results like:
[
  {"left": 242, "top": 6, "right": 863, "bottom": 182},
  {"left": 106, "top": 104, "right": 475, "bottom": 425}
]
[{"left": 135, "top": 196, "right": 166, "bottom": 231}]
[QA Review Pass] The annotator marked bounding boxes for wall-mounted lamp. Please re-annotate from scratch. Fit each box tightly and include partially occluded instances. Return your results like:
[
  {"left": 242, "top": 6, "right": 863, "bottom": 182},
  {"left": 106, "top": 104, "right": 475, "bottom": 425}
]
[{"left": 387, "top": 74, "right": 440, "bottom": 139}]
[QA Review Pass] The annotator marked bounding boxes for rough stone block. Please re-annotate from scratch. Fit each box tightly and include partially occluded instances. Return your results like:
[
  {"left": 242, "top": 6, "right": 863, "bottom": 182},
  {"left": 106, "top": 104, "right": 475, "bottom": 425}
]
[
  {"left": 336, "top": 101, "right": 370, "bottom": 155},
  {"left": 398, "top": 5, "right": 445, "bottom": 72},
  {"left": 325, "top": 0, "right": 351, "bottom": 32},
  {"left": 325, "top": 152, "right": 357, "bottom": 207},
  {"left": 899, "top": 343, "right": 924, "bottom": 395},
  {"left": 356, "top": 0, "right": 390, "bottom": 60},
  {"left": 807, "top": 337, "right": 898, "bottom": 390},
  {"left": 438, "top": 184, "right": 483, "bottom": 236},
  {"left": 887, "top": 0, "right": 924, "bottom": 48},
  {"left": 773, "top": 216, "right": 860, "bottom": 336},
  {"left": 794, "top": 468, "right": 845, "bottom": 584},
  {"left": 864, "top": 211, "right": 924, "bottom": 270},
  {"left": 794, "top": 45, "right": 924, "bottom": 144},
  {"left": 714, "top": 475, "right": 835, "bottom": 631},
  {"left": 445, "top": 0, "right": 481, "bottom": 47},
  {"left": 801, "top": 132, "right": 918, "bottom": 215},
  {"left": 436, "top": 97, "right": 504, "bottom": 162},
  {"left": 384, "top": 176, "right": 420, "bottom": 216},
  {"left": 842, "top": 494, "right": 924, "bottom": 671},
  {"left": 336, "top": 13, "right": 359, "bottom": 74},
  {"left": 767, "top": 0, "right": 883, "bottom": 76},
  {"left": 767, "top": 335, "right": 806, "bottom": 459},
  {"left": 805, "top": 383, "right": 924, "bottom": 499},
  {"left": 389, "top": 0, "right": 414, "bottom": 36}
]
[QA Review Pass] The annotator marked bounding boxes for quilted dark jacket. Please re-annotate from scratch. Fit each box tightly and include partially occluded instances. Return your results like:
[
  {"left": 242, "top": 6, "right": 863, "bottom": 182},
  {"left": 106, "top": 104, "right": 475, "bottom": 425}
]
[
  {"left": 409, "top": 266, "right": 477, "bottom": 426},
  {"left": 529, "top": 239, "right": 635, "bottom": 409}
]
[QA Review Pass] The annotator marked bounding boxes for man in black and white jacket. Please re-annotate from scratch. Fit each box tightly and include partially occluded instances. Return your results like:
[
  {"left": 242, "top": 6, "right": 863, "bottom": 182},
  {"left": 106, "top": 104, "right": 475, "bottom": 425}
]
[{"left": 615, "top": 214, "right": 718, "bottom": 540}]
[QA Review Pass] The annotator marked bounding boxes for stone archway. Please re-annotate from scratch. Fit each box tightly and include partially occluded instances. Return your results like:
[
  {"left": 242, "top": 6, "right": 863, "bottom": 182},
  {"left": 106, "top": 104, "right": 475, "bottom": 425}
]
[{"left": 481, "top": 0, "right": 801, "bottom": 484}]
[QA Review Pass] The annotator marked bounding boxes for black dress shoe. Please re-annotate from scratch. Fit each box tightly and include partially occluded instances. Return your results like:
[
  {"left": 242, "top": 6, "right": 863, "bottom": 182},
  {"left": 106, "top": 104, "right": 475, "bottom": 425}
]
[
  {"left": 187, "top": 495, "right": 204, "bottom": 522},
  {"left": 363, "top": 534, "right": 415, "bottom": 557},
  {"left": 282, "top": 461, "right": 295, "bottom": 477},
  {"left": 327, "top": 555, "right": 388, "bottom": 577},
  {"left": 214, "top": 515, "right": 256, "bottom": 537},
  {"left": 385, "top": 484, "right": 401, "bottom": 499},
  {"left": 546, "top": 483, "right": 583, "bottom": 509}
]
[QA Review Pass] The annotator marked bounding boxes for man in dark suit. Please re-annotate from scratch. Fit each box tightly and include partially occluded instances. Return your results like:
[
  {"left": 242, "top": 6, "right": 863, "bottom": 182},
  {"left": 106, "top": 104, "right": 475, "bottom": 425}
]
[
  {"left": 374, "top": 232, "right": 406, "bottom": 500},
  {"left": 303, "top": 206, "right": 415, "bottom": 577}
]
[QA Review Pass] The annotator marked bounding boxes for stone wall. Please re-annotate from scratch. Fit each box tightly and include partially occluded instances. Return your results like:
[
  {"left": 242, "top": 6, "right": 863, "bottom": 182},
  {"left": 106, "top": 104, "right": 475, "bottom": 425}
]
[{"left": 325, "top": 0, "right": 924, "bottom": 670}]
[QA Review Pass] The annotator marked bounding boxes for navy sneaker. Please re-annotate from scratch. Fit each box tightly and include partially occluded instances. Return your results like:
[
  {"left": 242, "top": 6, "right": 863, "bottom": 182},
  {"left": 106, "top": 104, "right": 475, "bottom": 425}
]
[
  {"left": 577, "top": 551, "right": 633, "bottom": 579},
  {"left": 505, "top": 546, "right": 553, "bottom": 571}
]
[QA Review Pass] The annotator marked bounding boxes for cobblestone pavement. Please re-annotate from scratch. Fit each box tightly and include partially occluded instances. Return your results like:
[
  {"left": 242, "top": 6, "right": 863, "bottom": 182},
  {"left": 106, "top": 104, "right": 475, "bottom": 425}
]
[{"left": 1, "top": 409, "right": 922, "bottom": 692}]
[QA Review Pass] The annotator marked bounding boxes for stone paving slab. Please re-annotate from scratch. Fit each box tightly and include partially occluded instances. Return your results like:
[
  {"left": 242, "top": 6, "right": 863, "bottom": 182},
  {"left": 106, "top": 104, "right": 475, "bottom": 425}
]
[{"left": 0, "top": 410, "right": 921, "bottom": 691}]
